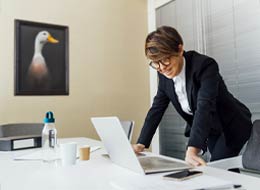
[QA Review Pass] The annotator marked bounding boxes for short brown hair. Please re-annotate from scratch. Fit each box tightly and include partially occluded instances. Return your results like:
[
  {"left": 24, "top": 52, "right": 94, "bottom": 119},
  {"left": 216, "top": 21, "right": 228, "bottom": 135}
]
[{"left": 145, "top": 26, "right": 183, "bottom": 62}]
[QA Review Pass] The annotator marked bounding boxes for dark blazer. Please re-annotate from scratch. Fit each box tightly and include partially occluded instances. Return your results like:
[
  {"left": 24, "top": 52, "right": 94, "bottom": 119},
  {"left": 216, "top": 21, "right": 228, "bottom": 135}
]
[{"left": 137, "top": 51, "right": 252, "bottom": 151}]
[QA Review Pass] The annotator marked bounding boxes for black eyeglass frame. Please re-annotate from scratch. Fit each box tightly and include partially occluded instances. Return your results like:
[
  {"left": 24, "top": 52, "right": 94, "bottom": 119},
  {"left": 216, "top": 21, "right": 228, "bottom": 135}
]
[{"left": 149, "top": 58, "right": 171, "bottom": 70}]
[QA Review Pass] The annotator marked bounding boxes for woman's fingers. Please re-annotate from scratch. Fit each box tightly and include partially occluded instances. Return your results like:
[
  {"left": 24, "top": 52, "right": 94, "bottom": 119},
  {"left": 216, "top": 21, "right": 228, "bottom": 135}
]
[
  {"left": 185, "top": 146, "right": 206, "bottom": 167},
  {"left": 132, "top": 144, "right": 145, "bottom": 153},
  {"left": 193, "top": 156, "right": 207, "bottom": 166},
  {"left": 185, "top": 156, "right": 200, "bottom": 166},
  {"left": 185, "top": 155, "right": 206, "bottom": 167}
]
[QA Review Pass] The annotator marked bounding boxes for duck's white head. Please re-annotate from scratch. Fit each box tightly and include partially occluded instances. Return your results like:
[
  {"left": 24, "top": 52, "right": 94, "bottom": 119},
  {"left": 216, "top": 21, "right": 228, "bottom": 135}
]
[
  {"left": 36, "top": 31, "right": 59, "bottom": 45},
  {"left": 34, "top": 31, "right": 59, "bottom": 54}
]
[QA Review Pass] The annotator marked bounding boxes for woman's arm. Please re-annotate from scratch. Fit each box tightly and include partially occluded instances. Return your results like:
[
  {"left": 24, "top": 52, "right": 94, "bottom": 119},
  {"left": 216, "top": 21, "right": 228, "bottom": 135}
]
[
  {"left": 188, "top": 59, "right": 220, "bottom": 150},
  {"left": 137, "top": 74, "right": 170, "bottom": 148}
]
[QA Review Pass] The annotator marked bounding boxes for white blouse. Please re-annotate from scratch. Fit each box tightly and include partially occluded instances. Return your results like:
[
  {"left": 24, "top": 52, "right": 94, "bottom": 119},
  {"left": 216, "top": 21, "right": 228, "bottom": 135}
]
[{"left": 172, "top": 58, "right": 193, "bottom": 115}]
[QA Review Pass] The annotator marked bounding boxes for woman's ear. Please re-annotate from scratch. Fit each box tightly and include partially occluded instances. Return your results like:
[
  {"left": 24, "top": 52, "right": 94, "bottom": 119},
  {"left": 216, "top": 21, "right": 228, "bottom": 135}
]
[{"left": 178, "top": 44, "right": 184, "bottom": 56}]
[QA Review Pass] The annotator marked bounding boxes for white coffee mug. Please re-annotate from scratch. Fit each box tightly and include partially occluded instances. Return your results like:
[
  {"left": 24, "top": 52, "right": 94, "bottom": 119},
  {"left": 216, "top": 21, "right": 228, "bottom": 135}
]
[{"left": 60, "top": 142, "right": 77, "bottom": 166}]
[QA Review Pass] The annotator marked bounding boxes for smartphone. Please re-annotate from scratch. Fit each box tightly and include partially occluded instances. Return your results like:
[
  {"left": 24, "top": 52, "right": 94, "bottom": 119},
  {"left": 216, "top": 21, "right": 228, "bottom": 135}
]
[{"left": 163, "top": 170, "right": 203, "bottom": 181}]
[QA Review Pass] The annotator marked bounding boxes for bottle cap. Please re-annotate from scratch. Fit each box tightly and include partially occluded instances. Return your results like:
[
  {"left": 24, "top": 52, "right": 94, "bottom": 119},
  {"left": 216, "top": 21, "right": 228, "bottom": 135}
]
[{"left": 44, "top": 111, "right": 55, "bottom": 123}]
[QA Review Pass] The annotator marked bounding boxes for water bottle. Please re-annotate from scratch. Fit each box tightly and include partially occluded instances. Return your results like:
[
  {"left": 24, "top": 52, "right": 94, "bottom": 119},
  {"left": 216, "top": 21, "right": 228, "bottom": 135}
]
[{"left": 41, "top": 111, "right": 57, "bottom": 162}]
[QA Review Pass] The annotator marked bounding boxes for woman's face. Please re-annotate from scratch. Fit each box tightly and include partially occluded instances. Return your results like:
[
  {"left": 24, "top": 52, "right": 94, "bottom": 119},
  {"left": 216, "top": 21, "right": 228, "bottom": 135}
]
[{"left": 158, "top": 52, "right": 184, "bottom": 79}]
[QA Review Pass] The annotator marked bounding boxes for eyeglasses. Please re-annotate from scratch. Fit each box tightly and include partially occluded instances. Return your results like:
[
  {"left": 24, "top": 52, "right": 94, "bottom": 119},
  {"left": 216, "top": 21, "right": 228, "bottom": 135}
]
[{"left": 149, "top": 58, "right": 171, "bottom": 70}]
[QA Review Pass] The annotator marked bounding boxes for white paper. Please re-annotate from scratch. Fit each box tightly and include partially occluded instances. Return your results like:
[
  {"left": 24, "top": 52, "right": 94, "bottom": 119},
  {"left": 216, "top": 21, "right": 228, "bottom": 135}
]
[{"left": 13, "top": 146, "right": 101, "bottom": 161}]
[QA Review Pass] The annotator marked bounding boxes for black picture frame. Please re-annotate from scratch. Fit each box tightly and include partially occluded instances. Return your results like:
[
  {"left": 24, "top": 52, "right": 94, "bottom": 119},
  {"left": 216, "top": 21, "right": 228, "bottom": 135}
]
[{"left": 14, "top": 19, "right": 69, "bottom": 95}]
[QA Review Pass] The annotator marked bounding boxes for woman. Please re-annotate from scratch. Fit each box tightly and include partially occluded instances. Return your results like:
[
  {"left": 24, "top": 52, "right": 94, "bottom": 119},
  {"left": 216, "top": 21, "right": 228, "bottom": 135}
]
[{"left": 133, "top": 26, "right": 252, "bottom": 166}]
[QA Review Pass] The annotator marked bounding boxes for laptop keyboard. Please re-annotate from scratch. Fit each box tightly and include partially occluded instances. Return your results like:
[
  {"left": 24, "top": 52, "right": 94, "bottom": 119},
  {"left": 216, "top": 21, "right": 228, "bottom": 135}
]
[{"left": 138, "top": 156, "right": 187, "bottom": 170}]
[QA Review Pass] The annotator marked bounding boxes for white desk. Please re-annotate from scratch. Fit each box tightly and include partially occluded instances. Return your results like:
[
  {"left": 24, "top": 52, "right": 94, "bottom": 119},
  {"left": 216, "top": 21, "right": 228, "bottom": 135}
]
[{"left": 0, "top": 137, "right": 260, "bottom": 190}]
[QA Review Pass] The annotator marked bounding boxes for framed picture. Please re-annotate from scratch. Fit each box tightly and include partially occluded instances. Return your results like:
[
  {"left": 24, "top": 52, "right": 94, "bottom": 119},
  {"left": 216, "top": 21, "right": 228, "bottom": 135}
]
[{"left": 14, "top": 19, "right": 69, "bottom": 95}]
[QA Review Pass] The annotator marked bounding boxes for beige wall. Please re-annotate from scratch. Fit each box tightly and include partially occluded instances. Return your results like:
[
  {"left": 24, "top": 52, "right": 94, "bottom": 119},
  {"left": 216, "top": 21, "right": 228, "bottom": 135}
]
[{"left": 0, "top": 0, "right": 150, "bottom": 143}]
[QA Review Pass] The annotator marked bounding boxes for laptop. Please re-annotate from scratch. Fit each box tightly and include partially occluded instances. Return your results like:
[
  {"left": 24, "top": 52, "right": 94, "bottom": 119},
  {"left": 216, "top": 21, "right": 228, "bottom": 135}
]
[{"left": 91, "top": 116, "right": 190, "bottom": 175}]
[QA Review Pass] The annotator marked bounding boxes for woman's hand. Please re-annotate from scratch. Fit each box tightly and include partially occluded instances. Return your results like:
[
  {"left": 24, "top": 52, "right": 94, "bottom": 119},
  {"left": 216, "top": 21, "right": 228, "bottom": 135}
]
[
  {"left": 185, "top": 146, "right": 207, "bottom": 167},
  {"left": 132, "top": 143, "right": 145, "bottom": 154}
]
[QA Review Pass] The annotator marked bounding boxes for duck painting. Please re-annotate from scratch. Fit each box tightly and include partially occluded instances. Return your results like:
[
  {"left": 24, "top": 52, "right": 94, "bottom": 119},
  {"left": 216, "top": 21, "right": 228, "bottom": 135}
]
[{"left": 27, "top": 31, "right": 59, "bottom": 88}]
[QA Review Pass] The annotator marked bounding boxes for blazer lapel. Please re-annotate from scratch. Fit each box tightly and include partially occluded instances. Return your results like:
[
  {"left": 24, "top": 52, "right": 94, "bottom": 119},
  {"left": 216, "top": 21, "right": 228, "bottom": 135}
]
[
  {"left": 184, "top": 52, "right": 194, "bottom": 112},
  {"left": 169, "top": 79, "right": 183, "bottom": 114}
]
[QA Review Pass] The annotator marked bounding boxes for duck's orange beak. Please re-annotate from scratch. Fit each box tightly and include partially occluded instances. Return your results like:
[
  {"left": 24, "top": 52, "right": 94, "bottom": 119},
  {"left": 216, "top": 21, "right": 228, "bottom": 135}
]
[{"left": 47, "top": 35, "right": 59, "bottom": 43}]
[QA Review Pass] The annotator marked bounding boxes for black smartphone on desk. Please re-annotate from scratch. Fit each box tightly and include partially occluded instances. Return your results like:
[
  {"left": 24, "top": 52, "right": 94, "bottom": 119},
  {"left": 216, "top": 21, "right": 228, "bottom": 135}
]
[{"left": 163, "top": 170, "right": 203, "bottom": 181}]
